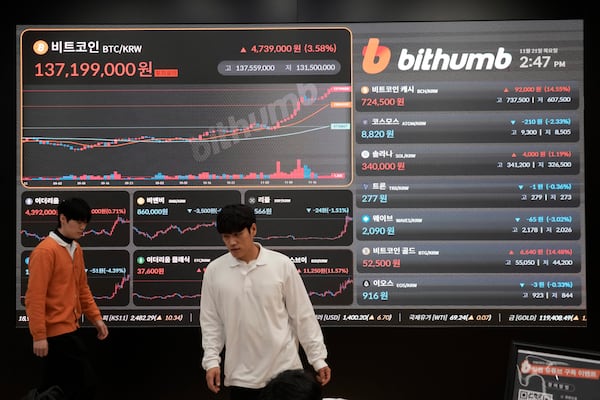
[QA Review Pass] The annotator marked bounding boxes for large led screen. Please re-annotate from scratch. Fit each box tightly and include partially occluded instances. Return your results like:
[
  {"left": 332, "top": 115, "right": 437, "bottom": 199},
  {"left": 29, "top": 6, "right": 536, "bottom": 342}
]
[{"left": 16, "top": 19, "right": 585, "bottom": 327}]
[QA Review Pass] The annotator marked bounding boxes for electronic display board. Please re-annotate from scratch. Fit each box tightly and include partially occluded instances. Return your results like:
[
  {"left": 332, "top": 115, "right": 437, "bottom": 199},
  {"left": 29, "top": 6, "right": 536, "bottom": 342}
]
[{"left": 16, "top": 20, "right": 585, "bottom": 327}]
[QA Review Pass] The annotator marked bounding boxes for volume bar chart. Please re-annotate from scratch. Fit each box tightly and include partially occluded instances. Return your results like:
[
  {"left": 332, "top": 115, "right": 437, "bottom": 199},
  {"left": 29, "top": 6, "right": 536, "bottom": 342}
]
[{"left": 23, "top": 158, "right": 346, "bottom": 184}]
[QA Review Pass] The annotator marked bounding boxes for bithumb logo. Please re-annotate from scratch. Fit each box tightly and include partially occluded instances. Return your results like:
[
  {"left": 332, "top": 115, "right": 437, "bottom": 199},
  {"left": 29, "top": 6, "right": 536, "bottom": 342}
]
[
  {"left": 362, "top": 38, "right": 392, "bottom": 74},
  {"left": 362, "top": 38, "right": 512, "bottom": 74}
]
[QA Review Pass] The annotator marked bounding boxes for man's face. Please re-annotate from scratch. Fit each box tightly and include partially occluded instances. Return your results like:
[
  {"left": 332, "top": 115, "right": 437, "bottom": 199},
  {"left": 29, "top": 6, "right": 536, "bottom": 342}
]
[
  {"left": 221, "top": 223, "right": 257, "bottom": 262},
  {"left": 60, "top": 215, "right": 88, "bottom": 240}
]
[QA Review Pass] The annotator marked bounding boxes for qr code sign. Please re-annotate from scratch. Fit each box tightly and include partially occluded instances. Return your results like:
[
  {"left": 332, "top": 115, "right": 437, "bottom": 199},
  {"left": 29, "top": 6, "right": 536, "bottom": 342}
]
[{"left": 518, "top": 389, "right": 553, "bottom": 400}]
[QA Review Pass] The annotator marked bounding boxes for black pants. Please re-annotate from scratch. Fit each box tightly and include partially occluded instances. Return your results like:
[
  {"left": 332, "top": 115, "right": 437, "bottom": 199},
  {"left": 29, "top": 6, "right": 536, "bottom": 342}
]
[
  {"left": 230, "top": 386, "right": 263, "bottom": 400},
  {"left": 40, "top": 330, "right": 97, "bottom": 400}
]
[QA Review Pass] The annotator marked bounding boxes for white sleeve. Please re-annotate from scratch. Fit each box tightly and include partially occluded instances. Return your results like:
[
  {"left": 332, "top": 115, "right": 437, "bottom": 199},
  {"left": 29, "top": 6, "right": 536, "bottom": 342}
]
[
  {"left": 199, "top": 265, "right": 224, "bottom": 370},
  {"left": 283, "top": 260, "right": 328, "bottom": 370}
]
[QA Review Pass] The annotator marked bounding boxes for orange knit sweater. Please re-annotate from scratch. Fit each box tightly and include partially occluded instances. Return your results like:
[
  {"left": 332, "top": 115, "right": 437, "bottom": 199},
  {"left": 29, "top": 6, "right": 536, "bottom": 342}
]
[{"left": 25, "top": 234, "right": 102, "bottom": 341}]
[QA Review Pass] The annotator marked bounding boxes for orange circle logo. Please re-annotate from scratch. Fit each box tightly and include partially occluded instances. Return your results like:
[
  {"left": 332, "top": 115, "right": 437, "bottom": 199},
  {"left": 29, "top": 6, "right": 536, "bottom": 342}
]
[{"left": 32, "top": 40, "right": 49, "bottom": 55}]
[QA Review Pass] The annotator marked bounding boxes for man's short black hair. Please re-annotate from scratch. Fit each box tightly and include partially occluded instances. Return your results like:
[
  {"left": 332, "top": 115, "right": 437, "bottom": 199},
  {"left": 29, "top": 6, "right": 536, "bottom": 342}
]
[
  {"left": 57, "top": 197, "right": 92, "bottom": 224},
  {"left": 216, "top": 203, "right": 256, "bottom": 234},
  {"left": 259, "top": 369, "right": 322, "bottom": 400}
]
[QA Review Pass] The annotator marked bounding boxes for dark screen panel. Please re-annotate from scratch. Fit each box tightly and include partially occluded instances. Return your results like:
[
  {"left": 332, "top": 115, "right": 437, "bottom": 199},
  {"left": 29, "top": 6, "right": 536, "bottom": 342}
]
[{"left": 505, "top": 341, "right": 600, "bottom": 400}]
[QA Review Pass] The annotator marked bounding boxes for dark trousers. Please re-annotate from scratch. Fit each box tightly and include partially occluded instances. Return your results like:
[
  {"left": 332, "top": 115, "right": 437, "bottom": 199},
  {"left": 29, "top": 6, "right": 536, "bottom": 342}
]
[
  {"left": 230, "top": 386, "right": 263, "bottom": 400},
  {"left": 41, "top": 330, "right": 97, "bottom": 400}
]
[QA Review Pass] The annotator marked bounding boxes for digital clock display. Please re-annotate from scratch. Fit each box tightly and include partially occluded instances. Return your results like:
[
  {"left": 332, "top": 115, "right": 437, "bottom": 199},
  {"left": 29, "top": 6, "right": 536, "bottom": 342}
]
[{"left": 519, "top": 55, "right": 552, "bottom": 68}]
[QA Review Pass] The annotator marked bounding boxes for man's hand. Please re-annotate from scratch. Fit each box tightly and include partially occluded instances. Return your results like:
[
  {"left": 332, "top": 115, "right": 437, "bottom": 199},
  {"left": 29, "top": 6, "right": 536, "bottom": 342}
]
[
  {"left": 205, "top": 366, "right": 221, "bottom": 393},
  {"left": 94, "top": 320, "right": 109, "bottom": 340},
  {"left": 316, "top": 365, "right": 331, "bottom": 386},
  {"left": 33, "top": 339, "right": 49, "bottom": 357}
]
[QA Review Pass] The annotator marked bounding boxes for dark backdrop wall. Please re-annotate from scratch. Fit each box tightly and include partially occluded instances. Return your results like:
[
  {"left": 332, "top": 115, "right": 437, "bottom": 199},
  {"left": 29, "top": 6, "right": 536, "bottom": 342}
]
[{"left": 9, "top": 1, "right": 593, "bottom": 399}]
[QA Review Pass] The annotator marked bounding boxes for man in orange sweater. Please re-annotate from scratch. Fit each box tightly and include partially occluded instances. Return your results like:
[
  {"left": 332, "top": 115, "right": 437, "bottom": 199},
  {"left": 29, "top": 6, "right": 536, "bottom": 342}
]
[{"left": 25, "top": 197, "right": 109, "bottom": 400}]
